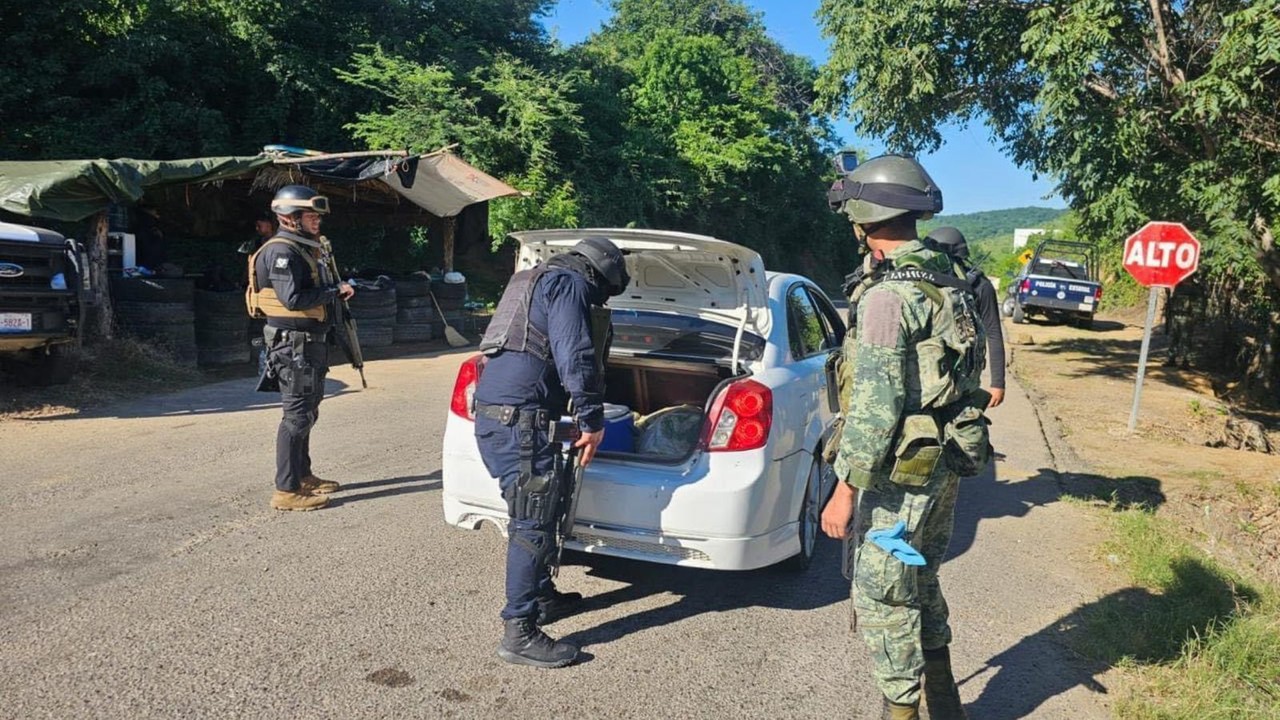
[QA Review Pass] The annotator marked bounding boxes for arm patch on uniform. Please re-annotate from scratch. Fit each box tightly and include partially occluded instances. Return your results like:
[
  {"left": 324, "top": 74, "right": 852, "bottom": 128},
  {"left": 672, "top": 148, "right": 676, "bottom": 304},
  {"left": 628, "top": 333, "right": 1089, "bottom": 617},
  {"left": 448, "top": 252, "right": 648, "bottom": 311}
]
[{"left": 860, "top": 291, "right": 904, "bottom": 348}]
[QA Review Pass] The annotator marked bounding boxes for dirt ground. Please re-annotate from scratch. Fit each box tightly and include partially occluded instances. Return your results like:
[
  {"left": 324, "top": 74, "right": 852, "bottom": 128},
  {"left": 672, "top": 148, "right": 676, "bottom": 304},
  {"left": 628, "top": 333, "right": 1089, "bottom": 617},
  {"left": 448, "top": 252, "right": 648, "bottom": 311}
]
[{"left": 1005, "top": 311, "right": 1280, "bottom": 583}]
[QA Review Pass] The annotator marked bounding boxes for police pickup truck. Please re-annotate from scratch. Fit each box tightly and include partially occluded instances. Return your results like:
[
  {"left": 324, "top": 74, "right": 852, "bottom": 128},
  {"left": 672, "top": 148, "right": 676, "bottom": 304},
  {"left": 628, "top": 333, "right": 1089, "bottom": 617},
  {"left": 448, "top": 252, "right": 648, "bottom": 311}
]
[
  {"left": 0, "top": 221, "right": 89, "bottom": 385},
  {"left": 1004, "top": 239, "right": 1102, "bottom": 329}
]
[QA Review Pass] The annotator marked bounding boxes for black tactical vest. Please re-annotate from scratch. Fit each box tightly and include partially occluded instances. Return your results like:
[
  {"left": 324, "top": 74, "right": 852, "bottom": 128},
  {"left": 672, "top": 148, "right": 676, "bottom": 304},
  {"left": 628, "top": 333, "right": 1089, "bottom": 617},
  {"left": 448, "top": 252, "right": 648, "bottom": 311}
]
[{"left": 480, "top": 265, "right": 554, "bottom": 361}]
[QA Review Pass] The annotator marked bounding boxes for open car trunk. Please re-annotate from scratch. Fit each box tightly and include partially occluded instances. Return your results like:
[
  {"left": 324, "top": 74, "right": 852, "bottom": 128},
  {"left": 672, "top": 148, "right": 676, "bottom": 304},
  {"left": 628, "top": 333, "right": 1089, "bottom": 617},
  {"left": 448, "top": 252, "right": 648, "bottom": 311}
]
[{"left": 596, "top": 309, "right": 764, "bottom": 462}]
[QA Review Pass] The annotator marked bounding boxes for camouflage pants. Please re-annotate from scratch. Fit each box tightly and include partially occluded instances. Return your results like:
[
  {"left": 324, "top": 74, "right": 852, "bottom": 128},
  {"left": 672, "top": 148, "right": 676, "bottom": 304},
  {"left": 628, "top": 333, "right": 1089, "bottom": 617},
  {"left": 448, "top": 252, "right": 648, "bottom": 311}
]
[{"left": 852, "top": 469, "right": 961, "bottom": 706}]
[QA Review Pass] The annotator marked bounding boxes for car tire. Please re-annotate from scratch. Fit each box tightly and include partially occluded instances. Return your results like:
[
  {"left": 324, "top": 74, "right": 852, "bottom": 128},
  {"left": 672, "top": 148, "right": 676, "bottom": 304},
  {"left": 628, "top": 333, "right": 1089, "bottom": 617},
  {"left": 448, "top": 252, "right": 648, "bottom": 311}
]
[
  {"left": 1011, "top": 302, "right": 1026, "bottom": 324},
  {"left": 1001, "top": 297, "right": 1015, "bottom": 318},
  {"left": 782, "top": 455, "right": 824, "bottom": 572},
  {"left": 17, "top": 343, "right": 80, "bottom": 386}
]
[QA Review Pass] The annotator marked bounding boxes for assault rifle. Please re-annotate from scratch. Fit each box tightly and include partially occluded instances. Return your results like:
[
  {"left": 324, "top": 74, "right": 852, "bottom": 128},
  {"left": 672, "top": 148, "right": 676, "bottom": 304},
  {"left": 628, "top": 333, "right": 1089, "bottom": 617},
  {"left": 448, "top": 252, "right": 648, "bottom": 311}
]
[
  {"left": 549, "top": 419, "right": 585, "bottom": 577},
  {"left": 318, "top": 236, "right": 366, "bottom": 389}
]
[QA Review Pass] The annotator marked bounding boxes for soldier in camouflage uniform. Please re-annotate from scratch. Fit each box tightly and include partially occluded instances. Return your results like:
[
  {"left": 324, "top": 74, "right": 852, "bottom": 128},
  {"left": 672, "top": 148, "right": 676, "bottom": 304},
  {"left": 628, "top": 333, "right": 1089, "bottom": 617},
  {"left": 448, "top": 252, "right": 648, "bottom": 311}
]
[{"left": 821, "top": 155, "right": 991, "bottom": 720}]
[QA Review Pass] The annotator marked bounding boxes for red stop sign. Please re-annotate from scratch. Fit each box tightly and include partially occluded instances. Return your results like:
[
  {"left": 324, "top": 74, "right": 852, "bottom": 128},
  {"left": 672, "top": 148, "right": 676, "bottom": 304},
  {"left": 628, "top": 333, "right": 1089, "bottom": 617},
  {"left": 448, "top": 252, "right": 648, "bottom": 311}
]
[{"left": 1122, "top": 222, "right": 1201, "bottom": 288}]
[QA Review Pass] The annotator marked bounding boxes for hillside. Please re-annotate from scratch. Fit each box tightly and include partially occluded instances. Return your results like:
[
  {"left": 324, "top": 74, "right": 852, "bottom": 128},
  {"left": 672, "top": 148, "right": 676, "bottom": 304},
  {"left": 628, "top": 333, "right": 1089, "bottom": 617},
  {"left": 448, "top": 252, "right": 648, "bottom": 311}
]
[{"left": 921, "top": 206, "right": 1068, "bottom": 244}]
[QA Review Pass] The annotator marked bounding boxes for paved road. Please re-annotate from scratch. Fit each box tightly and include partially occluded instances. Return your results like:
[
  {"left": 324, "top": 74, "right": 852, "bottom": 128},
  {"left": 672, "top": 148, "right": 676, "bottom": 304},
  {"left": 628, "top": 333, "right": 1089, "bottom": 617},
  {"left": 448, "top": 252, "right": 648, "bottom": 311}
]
[{"left": 0, "top": 349, "right": 1114, "bottom": 719}]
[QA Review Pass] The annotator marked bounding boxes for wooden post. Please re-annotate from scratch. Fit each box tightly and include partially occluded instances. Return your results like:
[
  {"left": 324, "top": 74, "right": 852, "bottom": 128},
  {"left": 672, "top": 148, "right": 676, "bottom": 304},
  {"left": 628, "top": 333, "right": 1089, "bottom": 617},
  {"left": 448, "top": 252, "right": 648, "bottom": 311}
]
[
  {"left": 87, "top": 211, "right": 114, "bottom": 341},
  {"left": 442, "top": 215, "right": 457, "bottom": 273}
]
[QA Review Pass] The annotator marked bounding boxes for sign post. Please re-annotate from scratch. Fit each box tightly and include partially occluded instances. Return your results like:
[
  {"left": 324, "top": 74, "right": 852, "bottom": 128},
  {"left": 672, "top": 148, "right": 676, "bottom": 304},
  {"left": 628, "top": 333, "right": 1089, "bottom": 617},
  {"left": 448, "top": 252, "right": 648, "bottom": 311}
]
[{"left": 1121, "top": 222, "right": 1201, "bottom": 431}]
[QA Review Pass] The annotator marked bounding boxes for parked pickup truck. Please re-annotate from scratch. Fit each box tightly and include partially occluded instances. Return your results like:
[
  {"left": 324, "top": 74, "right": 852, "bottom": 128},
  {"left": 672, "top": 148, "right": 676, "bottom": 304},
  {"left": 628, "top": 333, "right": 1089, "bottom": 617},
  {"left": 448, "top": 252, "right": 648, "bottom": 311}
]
[
  {"left": 1003, "top": 239, "right": 1102, "bottom": 329},
  {"left": 0, "top": 221, "right": 90, "bottom": 385}
]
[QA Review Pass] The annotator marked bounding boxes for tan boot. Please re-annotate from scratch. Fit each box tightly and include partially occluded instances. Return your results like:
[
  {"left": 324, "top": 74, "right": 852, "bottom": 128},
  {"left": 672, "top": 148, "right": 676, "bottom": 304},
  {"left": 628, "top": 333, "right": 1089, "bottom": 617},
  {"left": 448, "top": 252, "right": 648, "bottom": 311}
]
[
  {"left": 301, "top": 474, "right": 340, "bottom": 495},
  {"left": 271, "top": 490, "right": 329, "bottom": 511},
  {"left": 881, "top": 699, "right": 920, "bottom": 720},
  {"left": 923, "top": 646, "right": 969, "bottom": 720}
]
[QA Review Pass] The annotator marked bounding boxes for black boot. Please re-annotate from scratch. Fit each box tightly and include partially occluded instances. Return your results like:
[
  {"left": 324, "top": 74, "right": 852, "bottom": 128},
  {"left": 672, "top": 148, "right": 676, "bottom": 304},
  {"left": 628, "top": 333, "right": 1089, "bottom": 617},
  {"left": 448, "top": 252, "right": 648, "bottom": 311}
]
[
  {"left": 497, "top": 616, "right": 579, "bottom": 669},
  {"left": 537, "top": 589, "right": 584, "bottom": 625},
  {"left": 922, "top": 646, "right": 968, "bottom": 719}
]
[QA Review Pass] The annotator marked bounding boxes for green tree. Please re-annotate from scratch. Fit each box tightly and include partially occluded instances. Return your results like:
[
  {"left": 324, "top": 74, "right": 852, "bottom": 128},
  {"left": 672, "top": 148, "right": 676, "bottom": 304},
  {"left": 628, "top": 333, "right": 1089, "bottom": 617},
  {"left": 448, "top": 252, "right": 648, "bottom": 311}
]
[{"left": 817, "top": 0, "right": 1280, "bottom": 394}]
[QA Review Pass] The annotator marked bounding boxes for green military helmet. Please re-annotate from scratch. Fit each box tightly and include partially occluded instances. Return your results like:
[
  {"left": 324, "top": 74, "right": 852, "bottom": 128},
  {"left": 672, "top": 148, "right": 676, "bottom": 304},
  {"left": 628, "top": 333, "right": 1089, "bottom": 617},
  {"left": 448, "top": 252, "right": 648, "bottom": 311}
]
[{"left": 827, "top": 154, "right": 943, "bottom": 225}]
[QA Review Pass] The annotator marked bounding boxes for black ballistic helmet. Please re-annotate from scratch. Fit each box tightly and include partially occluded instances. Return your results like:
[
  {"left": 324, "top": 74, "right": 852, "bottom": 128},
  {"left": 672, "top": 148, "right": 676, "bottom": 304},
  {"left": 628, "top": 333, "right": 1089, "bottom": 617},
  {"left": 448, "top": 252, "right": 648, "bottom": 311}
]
[
  {"left": 927, "top": 226, "right": 969, "bottom": 259},
  {"left": 270, "top": 185, "right": 330, "bottom": 216},
  {"left": 572, "top": 236, "right": 630, "bottom": 296}
]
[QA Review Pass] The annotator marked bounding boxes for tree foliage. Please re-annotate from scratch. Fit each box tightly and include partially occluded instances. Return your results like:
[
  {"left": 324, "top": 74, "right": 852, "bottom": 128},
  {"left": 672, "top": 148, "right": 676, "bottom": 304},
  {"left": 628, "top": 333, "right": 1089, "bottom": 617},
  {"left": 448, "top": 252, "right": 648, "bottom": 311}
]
[{"left": 817, "top": 0, "right": 1280, "bottom": 396}]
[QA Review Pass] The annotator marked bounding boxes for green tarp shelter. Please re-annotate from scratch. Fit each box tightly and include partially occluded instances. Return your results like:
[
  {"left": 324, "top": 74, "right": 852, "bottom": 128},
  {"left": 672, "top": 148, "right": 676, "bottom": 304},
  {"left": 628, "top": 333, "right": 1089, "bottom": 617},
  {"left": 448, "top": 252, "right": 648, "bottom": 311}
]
[{"left": 0, "top": 156, "right": 270, "bottom": 222}]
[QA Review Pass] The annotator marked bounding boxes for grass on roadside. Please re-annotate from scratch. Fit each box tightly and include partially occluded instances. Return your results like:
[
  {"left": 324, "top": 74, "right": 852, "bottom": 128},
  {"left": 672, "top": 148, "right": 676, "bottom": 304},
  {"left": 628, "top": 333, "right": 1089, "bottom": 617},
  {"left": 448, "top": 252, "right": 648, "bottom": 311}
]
[{"left": 1079, "top": 508, "right": 1280, "bottom": 719}]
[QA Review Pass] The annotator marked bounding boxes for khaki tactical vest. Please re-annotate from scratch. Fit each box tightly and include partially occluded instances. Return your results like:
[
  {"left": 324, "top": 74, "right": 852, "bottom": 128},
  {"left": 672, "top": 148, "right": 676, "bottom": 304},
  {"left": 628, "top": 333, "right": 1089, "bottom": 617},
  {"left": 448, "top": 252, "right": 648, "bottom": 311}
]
[{"left": 245, "top": 236, "right": 328, "bottom": 322}]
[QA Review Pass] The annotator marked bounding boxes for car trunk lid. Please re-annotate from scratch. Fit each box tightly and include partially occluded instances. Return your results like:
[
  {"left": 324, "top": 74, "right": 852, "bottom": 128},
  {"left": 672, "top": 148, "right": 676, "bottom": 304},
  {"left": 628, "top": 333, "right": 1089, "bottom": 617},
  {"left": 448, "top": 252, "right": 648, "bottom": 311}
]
[{"left": 509, "top": 229, "right": 771, "bottom": 343}]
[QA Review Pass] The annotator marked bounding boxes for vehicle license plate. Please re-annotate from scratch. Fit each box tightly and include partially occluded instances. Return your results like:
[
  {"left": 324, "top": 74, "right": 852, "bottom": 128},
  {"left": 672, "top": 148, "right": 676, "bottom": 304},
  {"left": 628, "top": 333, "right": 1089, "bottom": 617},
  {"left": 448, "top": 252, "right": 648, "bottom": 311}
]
[
  {"left": 0, "top": 313, "right": 32, "bottom": 332},
  {"left": 1078, "top": 303, "right": 1093, "bottom": 311}
]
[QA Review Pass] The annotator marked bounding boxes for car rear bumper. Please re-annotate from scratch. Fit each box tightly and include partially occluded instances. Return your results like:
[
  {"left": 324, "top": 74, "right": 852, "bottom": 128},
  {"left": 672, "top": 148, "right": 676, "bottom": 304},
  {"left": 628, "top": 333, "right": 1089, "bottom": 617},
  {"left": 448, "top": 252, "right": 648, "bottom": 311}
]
[
  {"left": 1019, "top": 294, "right": 1095, "bottom": 314},
  {"left": 442, "top": 416, "right": 802, "bottom": 570}
]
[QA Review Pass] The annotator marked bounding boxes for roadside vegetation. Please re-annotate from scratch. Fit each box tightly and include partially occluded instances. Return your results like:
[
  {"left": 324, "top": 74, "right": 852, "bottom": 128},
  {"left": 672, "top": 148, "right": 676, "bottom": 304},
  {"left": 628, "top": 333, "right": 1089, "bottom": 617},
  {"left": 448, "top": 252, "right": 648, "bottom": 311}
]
[{"left": 1067, "top": 500, "right": 1280, "bottom": 719}]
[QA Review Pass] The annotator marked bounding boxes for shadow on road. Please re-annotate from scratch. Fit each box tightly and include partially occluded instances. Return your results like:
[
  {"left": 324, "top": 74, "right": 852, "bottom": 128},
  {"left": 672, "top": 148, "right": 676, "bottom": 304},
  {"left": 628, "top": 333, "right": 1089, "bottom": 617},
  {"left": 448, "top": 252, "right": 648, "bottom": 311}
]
[
  {"left": 947, "top": 467, "right": 1166, "bottom": 561},
  {"left": 966, "top": 555, "right": 1254, "bottom": 719},
  {"left": 3, "top": 344, "right": 476, "bottom": 423},
  {"left": 330, "top": 471, "right": 442, "bottom": 505},
  {"left": 558, "top": 537, "right": 849, "bottom": 651}
]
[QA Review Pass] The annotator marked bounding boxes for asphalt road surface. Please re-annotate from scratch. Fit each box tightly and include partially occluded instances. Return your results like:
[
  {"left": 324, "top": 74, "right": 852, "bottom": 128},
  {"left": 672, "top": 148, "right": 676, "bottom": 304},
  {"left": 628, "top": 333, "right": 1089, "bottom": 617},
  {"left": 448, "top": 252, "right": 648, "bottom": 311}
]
[{"left": 1, "top": 349, "right": 1114, "bottom": 719}]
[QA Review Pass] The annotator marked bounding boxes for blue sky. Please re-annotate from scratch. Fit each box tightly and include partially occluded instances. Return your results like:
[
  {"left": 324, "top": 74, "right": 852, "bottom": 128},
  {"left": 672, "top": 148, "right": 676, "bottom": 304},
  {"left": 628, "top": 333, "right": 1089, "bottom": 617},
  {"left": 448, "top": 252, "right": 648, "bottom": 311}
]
[{"left": 543, "top": 0, "right": 1064, "bottom": 215}]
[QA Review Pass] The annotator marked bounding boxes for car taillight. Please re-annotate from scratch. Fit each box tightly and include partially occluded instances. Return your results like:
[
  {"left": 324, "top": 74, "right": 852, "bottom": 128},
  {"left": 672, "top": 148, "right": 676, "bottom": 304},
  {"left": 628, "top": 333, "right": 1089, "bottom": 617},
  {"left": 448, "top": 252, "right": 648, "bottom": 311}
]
[
  {"left": 1094, "top": 285, "right": 1103, "bottom": 300},
  {"left": 704, "top": 379, "right": 772, "bottom": 452},
  {"left": 450, "top": 355, "right": 483, "bottom": 420},
  {"left": 1020, "top": 279, "right": 1031, "bottom": 292}
]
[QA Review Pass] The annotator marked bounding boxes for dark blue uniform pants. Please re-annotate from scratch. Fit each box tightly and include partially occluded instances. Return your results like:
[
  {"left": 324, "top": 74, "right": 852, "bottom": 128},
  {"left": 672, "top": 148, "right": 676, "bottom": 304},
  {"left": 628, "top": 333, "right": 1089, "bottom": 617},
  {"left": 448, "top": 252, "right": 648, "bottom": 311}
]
[
  {"left": 474, "top": 413, "right": 563, "bottom": 621},
  {"left": 268, "top": 335, "right": 328, "bottom": 493}
]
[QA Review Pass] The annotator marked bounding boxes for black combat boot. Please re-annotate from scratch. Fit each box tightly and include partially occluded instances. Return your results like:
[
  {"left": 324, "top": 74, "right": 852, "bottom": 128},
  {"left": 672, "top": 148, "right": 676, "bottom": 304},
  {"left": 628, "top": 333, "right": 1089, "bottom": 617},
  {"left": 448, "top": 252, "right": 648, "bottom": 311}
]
[
  {"left": 537, "top": 589, "right": 584, "bottom": 625},
  {"left": 497, "top": 616, "right": 579, "bottom": 669},
  {"left": 922, "top": 646, "right": 969, "bottom": 719}
]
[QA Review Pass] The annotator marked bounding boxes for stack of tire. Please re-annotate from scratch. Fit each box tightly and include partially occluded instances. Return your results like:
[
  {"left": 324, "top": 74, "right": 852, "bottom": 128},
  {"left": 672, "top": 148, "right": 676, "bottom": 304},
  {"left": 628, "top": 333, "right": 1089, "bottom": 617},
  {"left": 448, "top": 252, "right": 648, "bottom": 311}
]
[
  {"left": 346, "top": 280, "right": 396, "bottom": 349},
  {"left": 393, "top": 275, "right": 437, "bottom": 344},
  {"left": 111, "top": 278, "right": 198, "bottom": 365},
  {"left": 433, "top": 278, "right": 469, "bottom": 337},
  {"left": 194, "top": 290, "right": 252, "bottom": 367}
]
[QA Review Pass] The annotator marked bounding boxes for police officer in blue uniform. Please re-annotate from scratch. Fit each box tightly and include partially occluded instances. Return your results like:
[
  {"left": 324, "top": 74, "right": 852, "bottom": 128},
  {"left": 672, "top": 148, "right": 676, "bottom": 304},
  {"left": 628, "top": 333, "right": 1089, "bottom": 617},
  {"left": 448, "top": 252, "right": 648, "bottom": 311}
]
[
  {"left": 247, "top": 185, "right": 354, "bottom": 512},
  {"left": 473, "top": 236, "right": 629, "bottom": 668}
]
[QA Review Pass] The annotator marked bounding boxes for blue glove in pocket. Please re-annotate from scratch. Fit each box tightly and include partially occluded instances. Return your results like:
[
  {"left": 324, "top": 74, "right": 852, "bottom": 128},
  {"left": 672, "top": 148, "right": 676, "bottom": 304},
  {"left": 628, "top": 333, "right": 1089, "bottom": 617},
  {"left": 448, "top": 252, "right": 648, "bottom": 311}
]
[{"left": 866, "top": 520, "right": 927, "bottom": 566}]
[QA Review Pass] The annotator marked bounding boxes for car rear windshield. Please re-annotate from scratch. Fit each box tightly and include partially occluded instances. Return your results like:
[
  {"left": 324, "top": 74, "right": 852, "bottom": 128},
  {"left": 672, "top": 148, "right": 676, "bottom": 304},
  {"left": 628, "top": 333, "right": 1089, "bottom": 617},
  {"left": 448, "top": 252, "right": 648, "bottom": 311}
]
[
  {"left": 610, "top": 309, "right": 764, "bottom": 362},
  {"left": 1031, "top": 259, "right": 1089, "bottom": 280}
]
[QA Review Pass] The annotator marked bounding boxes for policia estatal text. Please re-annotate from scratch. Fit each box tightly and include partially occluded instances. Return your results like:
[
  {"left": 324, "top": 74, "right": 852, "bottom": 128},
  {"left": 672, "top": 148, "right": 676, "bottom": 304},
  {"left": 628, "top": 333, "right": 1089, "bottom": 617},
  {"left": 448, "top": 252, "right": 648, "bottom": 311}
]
[
  {"left": 246, "top": 185, "right": 355, "bottom": 512},
  {"left": 473, "top": 237, "right": 629, "bottom": 669}
]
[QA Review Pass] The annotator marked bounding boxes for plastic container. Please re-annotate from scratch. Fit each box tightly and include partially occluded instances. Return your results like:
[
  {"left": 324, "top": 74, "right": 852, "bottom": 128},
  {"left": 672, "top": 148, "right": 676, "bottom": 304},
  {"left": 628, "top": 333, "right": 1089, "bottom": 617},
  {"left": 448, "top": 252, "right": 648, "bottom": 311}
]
[{"left": 599, "top": 403, "right": 635, "bottom": 453}]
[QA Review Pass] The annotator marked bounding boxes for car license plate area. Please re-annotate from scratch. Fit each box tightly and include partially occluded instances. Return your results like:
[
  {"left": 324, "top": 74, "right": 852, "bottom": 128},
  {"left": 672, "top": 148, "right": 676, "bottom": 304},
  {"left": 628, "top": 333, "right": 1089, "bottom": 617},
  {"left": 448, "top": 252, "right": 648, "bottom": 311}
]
[{"left": 0, "top": 312, "right": 33, "bottom": 333}]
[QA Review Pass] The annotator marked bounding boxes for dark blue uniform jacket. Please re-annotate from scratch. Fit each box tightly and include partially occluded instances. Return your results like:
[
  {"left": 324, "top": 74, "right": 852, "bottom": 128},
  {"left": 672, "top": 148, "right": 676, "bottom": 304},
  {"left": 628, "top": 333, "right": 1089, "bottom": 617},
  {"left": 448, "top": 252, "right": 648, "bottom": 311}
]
[{"left": 474, "top": 267, "right": 606, "bottom": 433}]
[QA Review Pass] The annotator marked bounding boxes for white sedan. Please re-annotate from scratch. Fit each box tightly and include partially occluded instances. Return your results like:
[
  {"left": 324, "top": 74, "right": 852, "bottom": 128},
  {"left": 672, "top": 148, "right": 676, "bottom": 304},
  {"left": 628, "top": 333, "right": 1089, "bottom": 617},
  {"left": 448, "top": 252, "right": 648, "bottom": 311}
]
[{"left": 441, "top": 229, "right": 845, "bottom": 571}]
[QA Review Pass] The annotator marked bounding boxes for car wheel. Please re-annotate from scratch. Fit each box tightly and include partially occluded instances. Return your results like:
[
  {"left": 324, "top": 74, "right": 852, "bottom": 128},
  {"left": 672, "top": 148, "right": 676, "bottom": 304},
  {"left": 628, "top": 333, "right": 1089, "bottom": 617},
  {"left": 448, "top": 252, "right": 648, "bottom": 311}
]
[
  {"left": 18, "top": 343, "right": 80, "bottom": 386},
  {"left": 782, "top": 456, "right": 823, "bottom": 572},
  {"left": 1001, "top": 297, "right": 1015, "bottom": 318},
  {"left": 1011, "top": 301, "right": 1026, "bottom": 324}
]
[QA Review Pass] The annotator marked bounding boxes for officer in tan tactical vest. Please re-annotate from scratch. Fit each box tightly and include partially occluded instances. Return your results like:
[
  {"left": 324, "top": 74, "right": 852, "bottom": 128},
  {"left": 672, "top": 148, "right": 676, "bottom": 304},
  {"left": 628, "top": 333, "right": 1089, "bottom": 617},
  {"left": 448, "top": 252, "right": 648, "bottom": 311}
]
[{"left": 246, "top": 185, "right": 355, "bottom": 511}]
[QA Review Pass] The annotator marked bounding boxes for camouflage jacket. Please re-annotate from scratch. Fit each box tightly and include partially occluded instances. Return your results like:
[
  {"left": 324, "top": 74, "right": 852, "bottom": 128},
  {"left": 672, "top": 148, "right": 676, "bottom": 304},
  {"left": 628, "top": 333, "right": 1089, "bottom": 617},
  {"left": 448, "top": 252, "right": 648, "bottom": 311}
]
[{"left": 832, "top": 240, "right": 957, "bottom": 490}]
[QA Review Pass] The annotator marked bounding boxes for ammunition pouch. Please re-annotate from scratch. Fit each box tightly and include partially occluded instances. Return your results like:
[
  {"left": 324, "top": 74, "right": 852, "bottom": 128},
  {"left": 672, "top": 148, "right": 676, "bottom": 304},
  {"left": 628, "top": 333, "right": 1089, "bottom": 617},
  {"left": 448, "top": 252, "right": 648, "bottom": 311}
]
[
  {"left": 936, "top": 389, "right": 993, "bottom": 477},
  {"left": 889, "top": 414, "right": 943, "bottom": 486}
]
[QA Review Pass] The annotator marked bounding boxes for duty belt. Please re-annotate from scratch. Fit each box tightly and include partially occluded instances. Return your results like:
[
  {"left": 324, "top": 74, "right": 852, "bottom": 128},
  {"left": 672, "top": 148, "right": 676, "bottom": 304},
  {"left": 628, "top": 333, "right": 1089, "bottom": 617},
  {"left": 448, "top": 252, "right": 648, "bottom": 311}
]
[
  {"left": 265, "top": 326, "right": 329, "bottom": 344},
  {"left": 473, "top": 402, "right": 550, "bottom": 427}
]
